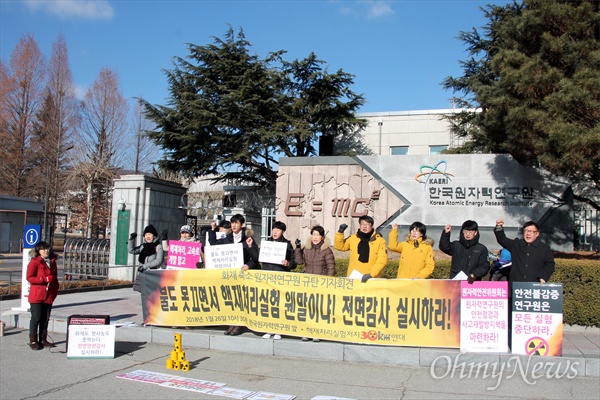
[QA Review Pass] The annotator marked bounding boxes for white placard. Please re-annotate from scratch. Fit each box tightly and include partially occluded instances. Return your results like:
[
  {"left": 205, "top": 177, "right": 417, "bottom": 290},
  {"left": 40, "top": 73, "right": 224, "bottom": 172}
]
[
  {"left": 67, "top": 325, "right": 116, "bottom": 358},
  {"left": 348, "top": 269, "right": 364, "bottom": 280},
  {"left": 204, "top": 243, "right": 244, "bottom": 269},
  {"left": 452, "top": 271, "right": 468, "bottom": 280},
  {"left": 258, "top": 241, "right": 288, "bottom": 264}
]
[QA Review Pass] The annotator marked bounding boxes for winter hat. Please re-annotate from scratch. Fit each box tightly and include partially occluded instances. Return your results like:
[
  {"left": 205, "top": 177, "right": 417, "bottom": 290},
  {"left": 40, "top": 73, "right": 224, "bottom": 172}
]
[
  {"left": 180, "top": 225, "right": 193, "bottom": 234},
  {"left": 273, "top": 221, "right": 287, "bottom": 232},
  {"left": 143, "top": 224, "right": 158, "bottom": 236}
]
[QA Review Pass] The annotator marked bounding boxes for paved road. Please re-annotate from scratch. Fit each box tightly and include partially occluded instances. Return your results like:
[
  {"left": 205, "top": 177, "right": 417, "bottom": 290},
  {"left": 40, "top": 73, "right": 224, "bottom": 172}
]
[{"left": 1, "top": 328, "right": 599, "bottom": 400}]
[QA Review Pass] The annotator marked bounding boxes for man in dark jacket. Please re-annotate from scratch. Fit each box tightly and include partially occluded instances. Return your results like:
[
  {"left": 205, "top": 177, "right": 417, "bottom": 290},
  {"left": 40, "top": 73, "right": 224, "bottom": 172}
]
[
  {"left": 493, "top": 219, "right": 554, "bottom": 284},
  {"left": 439, "top": 220, "right": 490, "bottom": 283},
  {"left": 208, "top": 214, "right": 259, "bottom": 336},
  {"left": 261, "top": 221, "right": 295, "bottom": 272},
  {"left": 208, "top": 214, "right": 259, "bottom": 272}
]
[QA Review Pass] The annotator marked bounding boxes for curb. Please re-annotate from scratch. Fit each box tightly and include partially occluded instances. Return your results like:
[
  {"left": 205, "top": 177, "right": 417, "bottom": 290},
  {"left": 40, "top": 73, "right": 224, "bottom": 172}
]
[{"left": 0, "top": 284, "right": 133, "bottom": 302}]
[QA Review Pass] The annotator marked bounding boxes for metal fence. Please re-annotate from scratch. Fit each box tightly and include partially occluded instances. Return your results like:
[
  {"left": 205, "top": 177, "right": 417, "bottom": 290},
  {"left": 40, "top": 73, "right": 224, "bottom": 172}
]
[
  {"left": 63, "top": 238, "right": 110, "bottom": 280},
  {"left": 576, "top": 208, "right": 599, "bottom": 251},
  {"left": 261, "top": 206, "right": 276, "bottom": 242},
  {"left": 0, "top": 241, "right": 23, "bottom": 254}
]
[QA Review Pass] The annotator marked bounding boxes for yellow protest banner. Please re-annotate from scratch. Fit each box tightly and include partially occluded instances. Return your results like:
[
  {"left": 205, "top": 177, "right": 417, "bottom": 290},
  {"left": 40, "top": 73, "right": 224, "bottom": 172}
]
[{"left": 141, "top": 269, "right": 460, "bottom": 347}]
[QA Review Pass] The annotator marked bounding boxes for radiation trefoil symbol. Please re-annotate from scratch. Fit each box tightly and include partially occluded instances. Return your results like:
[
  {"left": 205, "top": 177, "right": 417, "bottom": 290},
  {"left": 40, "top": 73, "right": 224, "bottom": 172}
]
[{"left": 526, "top": 336, "right": 549, "bottom": 356}]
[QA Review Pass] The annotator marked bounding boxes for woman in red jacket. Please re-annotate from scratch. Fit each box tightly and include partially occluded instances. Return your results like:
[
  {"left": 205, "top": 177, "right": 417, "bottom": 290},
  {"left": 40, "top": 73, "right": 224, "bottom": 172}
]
[{"left": 26, "top": 241, "right": 59, "bottom": 350}]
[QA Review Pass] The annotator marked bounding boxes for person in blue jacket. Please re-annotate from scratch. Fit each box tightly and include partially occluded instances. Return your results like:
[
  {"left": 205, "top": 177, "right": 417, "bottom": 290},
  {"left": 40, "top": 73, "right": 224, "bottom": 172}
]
[{"left": 489, "top": 247, "right": 512, "bottom": 281}]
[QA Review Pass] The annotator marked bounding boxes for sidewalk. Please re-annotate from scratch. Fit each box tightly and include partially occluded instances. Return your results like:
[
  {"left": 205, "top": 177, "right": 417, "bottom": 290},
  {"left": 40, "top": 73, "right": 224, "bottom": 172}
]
[{"left": 1, "top": 287, "right": 598, "bottom": 377}]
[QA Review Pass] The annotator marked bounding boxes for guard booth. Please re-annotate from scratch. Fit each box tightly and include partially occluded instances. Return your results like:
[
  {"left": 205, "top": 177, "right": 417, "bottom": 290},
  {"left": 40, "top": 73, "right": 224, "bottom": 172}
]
[
  {"left": 63, "top": 238, "right": 110, "bottom": 280},
  {"left": 110, "top": 175, "right": 187, "bottom": 281}
]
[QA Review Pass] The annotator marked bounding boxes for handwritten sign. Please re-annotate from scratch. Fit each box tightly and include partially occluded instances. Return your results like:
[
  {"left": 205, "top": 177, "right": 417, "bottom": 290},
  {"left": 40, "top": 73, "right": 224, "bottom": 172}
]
[
  {"left": 204, "top": 243, "right": 244, "bottom": 269},
  {"left": 67, "top": 325, "right": 116, "bottom": 359},
  {"left": 258, "top": 241, "right": 288, "bottom": 264},
  {"left": 167, "top": 241, "right": 203, "bottom": 269}
]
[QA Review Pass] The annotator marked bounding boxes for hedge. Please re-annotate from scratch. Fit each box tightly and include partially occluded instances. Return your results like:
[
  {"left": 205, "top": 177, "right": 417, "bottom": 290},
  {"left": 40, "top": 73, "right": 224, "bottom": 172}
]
[{"left": 294, "top": 258, "right": 600, "bottom": 327}]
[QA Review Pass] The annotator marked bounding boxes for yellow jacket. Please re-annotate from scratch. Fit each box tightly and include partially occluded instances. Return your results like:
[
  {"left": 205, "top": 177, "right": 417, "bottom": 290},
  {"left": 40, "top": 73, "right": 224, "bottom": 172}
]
[
  {"left": 388, "top": 229, "right": 435, "bottom": 279},
  {"left": 334, "top": 230, "right": 388, "bottom": 277}
]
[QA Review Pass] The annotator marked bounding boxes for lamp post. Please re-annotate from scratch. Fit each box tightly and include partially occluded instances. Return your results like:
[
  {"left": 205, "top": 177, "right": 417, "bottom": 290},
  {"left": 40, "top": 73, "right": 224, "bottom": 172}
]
[{"left": 377, "top": 118, "right": 383, "bottom": 155}]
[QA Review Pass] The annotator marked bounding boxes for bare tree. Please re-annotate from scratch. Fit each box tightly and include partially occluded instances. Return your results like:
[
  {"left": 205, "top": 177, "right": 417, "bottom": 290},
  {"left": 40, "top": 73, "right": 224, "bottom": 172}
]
[
  {"left": 29, "top": 35, "right": 79, "bottom": 239},
  {"left": 71, "top": 67, "right": 128, "bottom": 238},
  {"left": 0, "top": 34, "right": 46, "bottom": 197}
]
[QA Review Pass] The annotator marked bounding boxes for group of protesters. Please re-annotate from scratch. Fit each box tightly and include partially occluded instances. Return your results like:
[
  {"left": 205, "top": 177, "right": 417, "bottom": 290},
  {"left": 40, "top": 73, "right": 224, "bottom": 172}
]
[
  {"left": 125, "top": 213, "right": 555, "bottom": 341},
  {"left": 20, "top": 207, "right": 554, "bottom": 352}
]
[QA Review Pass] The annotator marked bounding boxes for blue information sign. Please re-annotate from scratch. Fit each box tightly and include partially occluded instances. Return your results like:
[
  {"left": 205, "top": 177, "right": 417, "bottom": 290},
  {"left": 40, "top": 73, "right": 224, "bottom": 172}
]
[{"left": 24, "top": 224, "right": 41, "bottom": 248}]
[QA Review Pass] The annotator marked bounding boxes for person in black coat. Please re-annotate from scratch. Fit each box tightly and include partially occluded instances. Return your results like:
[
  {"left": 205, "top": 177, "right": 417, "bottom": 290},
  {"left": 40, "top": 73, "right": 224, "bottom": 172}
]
[
  {"left": 493, "top": 219, "right": 555, "bottom": 284},
  {"left": 259, "top": 220, "right": 295, "bottom": 340},
  {"left": 439, "top": 220, "right": 490, "bottom": 283},
  {"left": 208, "top": 214, "right": 259, "bottom": 271},
  {"left": 261, "top": 220, "right": 296, "bottom": 272},
  {"left": 208, "top": 214, "right": 259, "bottom": 336}
]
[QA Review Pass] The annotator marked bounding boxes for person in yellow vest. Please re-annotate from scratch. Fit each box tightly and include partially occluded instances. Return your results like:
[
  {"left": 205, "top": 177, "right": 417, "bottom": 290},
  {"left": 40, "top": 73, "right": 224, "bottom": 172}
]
[
  {"left": 388, "top": 222, "right": 435, "bottom": 279},
  {"left": 334, "top": 215, "right": 388, "bottom": 282}
]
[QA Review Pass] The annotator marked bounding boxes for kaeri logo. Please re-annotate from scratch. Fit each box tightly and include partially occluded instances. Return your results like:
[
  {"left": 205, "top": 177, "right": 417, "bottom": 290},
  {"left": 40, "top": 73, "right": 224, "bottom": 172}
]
[{"left": 415, "top": 160, "right": 454, "bottom": 190}]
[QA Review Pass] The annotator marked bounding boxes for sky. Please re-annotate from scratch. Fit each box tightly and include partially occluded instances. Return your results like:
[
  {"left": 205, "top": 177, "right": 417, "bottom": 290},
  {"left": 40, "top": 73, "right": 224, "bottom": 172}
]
[{"left": 0, "top": 0, "right": 510, "bottom": 114}]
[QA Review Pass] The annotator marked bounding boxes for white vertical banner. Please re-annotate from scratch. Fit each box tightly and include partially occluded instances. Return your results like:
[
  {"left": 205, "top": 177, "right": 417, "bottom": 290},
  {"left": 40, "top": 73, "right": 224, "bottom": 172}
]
[{"left": 460, "top": 281, "right": 509, "bottom": 353}]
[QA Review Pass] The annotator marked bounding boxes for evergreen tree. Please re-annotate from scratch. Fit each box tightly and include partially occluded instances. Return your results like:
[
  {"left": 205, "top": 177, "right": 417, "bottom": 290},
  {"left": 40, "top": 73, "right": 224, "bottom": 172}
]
[
  {"left": 443, "top": 0, "right": 600, "bottom": 210},
  {"left": 143, "top": 27, "right": 367, "bottom": 190}
]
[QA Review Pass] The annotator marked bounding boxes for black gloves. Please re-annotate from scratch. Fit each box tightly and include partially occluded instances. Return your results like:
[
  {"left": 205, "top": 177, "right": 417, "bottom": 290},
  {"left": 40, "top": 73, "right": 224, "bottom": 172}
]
[
  {"left": 295, "top": 238, "right": 301, "bottom": 248},
  {"left": 338, "top": 223, "right": 348, "bottom": 233},
  {"left": 129, "top": 232, "right": 137, "bottom": 240},
  {"left": 361, "top": 274, "right": 372, "bottom": 283},
  {"left": 160, "top": 229, "right": 168, "bottom": 241},
  {"left": 196, "top": 262, "right": 204, "bottom": 269},
  {"left": 137, "top": 265, "right": 145, "bottom": 272},
  {"left": 467, "top": 274, "right": 476, "bottom": 284}
]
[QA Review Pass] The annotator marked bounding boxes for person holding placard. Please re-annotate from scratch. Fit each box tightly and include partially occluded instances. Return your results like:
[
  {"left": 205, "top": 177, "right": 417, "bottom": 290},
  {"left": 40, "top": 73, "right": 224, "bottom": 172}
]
[
  {"left": 261, "top": 221, "right": 295, "bottom": 272},
  {"left": 210, "top": 214, "right": 259, "bottom": 336},
  {"left": 177, "top": 225, "right": 203, "bottom": 268},
  {"left": 207, "top": 219, "right": 231, "bottom": 246},
  {"left": 334, "top": 215, "right": 388, "bottom": 282},
  {"left": 209, "top": 214, "right": 258, "bottom": 271},
  {"left": 260, "top": 221, "right": 295, "bottom": 340}
]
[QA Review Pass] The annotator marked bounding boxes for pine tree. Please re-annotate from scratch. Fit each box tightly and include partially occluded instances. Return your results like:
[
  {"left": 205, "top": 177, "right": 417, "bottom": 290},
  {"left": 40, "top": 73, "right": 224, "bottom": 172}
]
[
  {"left": 443, "top": 0, "right": 600, "bottom": 210},
  {"left": 143, "top": 27, "right": 367, "bottom": 191}
]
